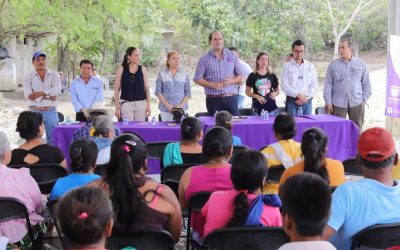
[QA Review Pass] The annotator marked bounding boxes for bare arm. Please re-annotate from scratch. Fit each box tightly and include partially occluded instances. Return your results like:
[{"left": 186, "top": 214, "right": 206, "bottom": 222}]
[
  {"left": 114, "top": 66, "right": 123, "bottom": 119},
  {"left": 178, "top": 168, "right": 192, "bottom": 209},
  {"left": 156, "top": 93, "right": 173, "bottom": 112},
  {"left": 161, "top": 185, "right": 183, "bottom": 243},
  {"left": 142, "top": 66, "right": 151, "bottom": 116}
]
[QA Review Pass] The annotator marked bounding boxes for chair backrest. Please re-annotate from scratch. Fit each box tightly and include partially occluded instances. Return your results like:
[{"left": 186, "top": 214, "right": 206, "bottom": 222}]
[
  {"left": 187, "top": 192, "right": 212, "bottom": 249},
  {"left": 239, "top": 108, "right": 253, "bottom": 116},
  {"left": 195, "top": 112, "right": 210, "bottom": 117},
  {"left": 57, "top": 112, "right": 65, "bottom": 122},
  {"left": 351, "top": 223, "right": 400, "bottom": 250},
  {"left": 0, "top": 197, "right": 36, "bottom": 248},
  {"left": 94, "top": 163, "right": 107, "bottom": 176},
  {"left": 106, "top": 229, "right": 174, "bottom": 250},
  {"left": 315, "top": 106, "right": 327, "bottom": 115},
  {"left": 146, "top": 141, "right": 173, "bottom": 159},
  {"left": 203, "top": 227, "right": 290, "bottom": 250},
  {"left": 161, "top": 164, "right": 194, "bottom": 197},
  {"left": 8, "top": 164, "right": 68, "bottom": 194},
  {"left": 342, "top": 157, "right": 363, "bottom": 176},
  {"left": 266, "top": 165, "right": 285, "bottom": 184}
]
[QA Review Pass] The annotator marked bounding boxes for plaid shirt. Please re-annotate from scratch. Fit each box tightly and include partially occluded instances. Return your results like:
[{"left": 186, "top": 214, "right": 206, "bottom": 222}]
[
  {"left": 193, "top": 49, "right": 241, "bottom": 95},
  {"left": 71, "top": 121, "right": 122, "bottom": 144}
]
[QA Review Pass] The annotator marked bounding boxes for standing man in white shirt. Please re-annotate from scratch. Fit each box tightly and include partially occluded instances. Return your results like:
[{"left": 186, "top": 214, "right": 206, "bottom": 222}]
[
  {"left": 228, "top": 47, "right": 253, "bottom": 109},
  {"left": 282, "top": 40, "right": 318, "bottom": 115},
  {"left": 23, "top": 51, "right": 61, "bottom": 144},
  {"left": 70, "top": 60, "right": 104, "bottom": 122}
]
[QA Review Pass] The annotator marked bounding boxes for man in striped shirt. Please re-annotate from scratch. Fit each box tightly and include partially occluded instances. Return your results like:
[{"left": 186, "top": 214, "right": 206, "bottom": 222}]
[
  {"left": 194, "top": 31, "right": 243, "bottom": 116},
  {"left": 323, "top": 38, "right": 371, "bottom": 129}
]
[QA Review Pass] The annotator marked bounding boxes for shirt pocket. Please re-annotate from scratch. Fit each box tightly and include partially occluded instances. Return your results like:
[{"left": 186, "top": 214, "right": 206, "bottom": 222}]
[
  {"left": 351, "top": 66, "right": 363, "bottom": 81},
  {"left": 333, "top": 69, "right": 345, "bottom": 81}
]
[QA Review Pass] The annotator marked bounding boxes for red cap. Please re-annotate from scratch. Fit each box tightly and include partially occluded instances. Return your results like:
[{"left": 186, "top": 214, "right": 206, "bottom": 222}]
[{"left": 357, "top": 127, "right": 395, "bottom": 162}]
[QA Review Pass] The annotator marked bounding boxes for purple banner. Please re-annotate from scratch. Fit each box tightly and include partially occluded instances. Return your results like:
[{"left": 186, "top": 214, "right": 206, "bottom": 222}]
[{"left": 386, "top": 35, "right": 400, "bottom": 117}]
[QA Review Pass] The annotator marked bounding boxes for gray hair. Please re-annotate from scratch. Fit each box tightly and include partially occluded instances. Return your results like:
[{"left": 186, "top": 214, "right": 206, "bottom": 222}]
[
  {"left": 0, "top": 131, "right": 10, "bottom": 163},
  {"left": 340, "top": 37, "right": 355, "bottom": 51},
  {"left": 92, "top": 115, "right": 114, "bottom": 137}
]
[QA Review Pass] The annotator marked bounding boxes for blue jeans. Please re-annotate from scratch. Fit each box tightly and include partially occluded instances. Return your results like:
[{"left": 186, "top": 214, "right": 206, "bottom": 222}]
[
  {"left": 30, "top": 107, "right": 59, "bottom": 144},
  {"left": 285, "top": 97, "right": 312, "bottom": 116},
  {"left": 236, "top": 94, "right": 245, "bottom": 109}
]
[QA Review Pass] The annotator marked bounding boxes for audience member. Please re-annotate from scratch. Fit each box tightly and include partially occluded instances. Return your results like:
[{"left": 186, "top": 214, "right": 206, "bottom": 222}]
[
  {"left": 56, "top": 187, "right": 113, "bottom": 249},
  {"left": 163, "top": 117, "right": 205, "bottom": 167},
  {"left": 323, "top": 127, "right": 400, "bottom": 249},
  {"left": 286, "top": 53, "right": 294, "bottom": 62},
  {"left": 0, "top": 131, "right": 46, "bottom": 248},
  {"left": 50, "top": 139, "right": 100, "bottom": 200},
  {"left": 214, "top": 110, "right": 242, "bottom": 146},
  {"left": 202, "top": 150, "right": 282, "bottom": 237},
  {"left": 10, "top": 111, "right": 67, "bottom": 168},
  {"left": 90, "top": 115, "right": 114, "bottom": 164},
  {"left": 88, "top": 133, "right": 182, "bottom": 242},
  {"left": 246, "top": 51, "right": 280, "bottom": 114},
  {"left": 179, "top": 127, "right": 234, "bottom": 241},
  {"left": 279, "top": 173, "right": 335, "bottom": 250},
  {"left": 155, "top": 50, "right": 191, "bottom": 122}
]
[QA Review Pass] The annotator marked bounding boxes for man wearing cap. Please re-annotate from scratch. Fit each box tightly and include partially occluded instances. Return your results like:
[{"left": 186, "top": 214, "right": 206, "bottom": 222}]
[
  {"left": 193, "top": 30, "right": 243, "bottom": 116},
  {"left": 23, "top": 51, "right": 61, "bottom": 144},
  {"left": 323, "top": 127, "right": 400, "bottom": 249},
  {"left": 70, "top": 59, "right": 104, "bottom": 122}
]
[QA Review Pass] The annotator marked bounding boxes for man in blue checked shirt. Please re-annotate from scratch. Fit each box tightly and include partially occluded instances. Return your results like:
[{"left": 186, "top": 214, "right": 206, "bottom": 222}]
[
  {"left": 194, "top": 31, "right": 243, "bottom": 116},
  {"left": 70, "top": 59, "right": 104, "bottom": 121}
]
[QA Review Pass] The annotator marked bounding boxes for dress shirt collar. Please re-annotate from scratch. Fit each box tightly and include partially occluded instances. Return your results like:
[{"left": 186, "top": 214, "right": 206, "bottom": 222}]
[{"left": 34, "top": 70, "right": 51, "bottom": 76}]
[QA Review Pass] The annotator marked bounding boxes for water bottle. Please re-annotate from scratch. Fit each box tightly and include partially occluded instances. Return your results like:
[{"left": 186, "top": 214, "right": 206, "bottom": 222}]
[
  {"left": 264, "top": 111, "right": 269, "bottom": 120},
  {"left": 123, "top": 115, "right": 129, "bottom": 125},
  {"left": 260, "top": 109, "right": 265, "bottom": 120},
  {"left": 297, "top": 107, "right": 303, "bottom": 116},
  {"left": 65, "top": 116, "right": 71, "bottom": 125},
  {"left": 151, "top": 116, "right": 157, "bottom": 125}
]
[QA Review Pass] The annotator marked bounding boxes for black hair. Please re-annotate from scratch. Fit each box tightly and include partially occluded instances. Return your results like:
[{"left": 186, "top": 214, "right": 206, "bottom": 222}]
[
  {"left": 16, "top": 111, "right": 43, "bottom": 140},
  {"left": 202, "top": 127, "right": 232, "bottom": 161},
  {"left": 121, "top": 47, "right": 137, "bottom": 68},
  {"left": 181, "top": 117, "right": 202, "bottom": 141},
  {"left": 226, "top": 150, "right": 268, "bottom": 227},
  {"left": 292, "top": 40, "right": 305, "bottom": 50},
  {"left": 105, "top": 133, "right": 151, "bottom": 236},
  {"left": 208, "top": 30, "right": 224, "bottom": 43},
  {"left": 287, "top": 53, "right": 294, "bottom": 57},
  {"left": 80, "top": 59, "right": 93, "bottom": 68},
  {"left": 280, "top": 173, "right": 331, "bottom": 237},
  {"left": 69, "top": 139, "right": 98, "bottom": 173},
  {"left": 214, "top": 111, "right": 233, "bottom": 131},
  {"left": 228, "top": 47, "right": 238, "bottom": 52},
  {"left": 358, "top": 153, "right": 396, "bottom": 170},
  {"left": 56, "top": 187, "right": 113, "bottom": 247},
  {"left": 273, "top": 113, "right": 296, "bottom": 140},
  {"left": 301, "top": 128, "right": 330, "bottom": 184}
]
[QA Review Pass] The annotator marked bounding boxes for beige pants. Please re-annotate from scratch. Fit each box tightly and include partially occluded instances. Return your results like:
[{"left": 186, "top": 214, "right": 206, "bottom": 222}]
[
  {"left": 333, "top": 102, "right": 365, "bottom": 130},
  {"left": 121, "top": 100, "right": 147, "bottom": 121}
]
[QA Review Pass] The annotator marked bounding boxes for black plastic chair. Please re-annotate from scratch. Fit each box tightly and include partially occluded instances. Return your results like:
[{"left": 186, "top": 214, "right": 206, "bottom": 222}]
[
  {"left": 161, "top": 164, "right": 193, "bottom": 198},
  {"left": 315, "top": 106, "right": 327, "bottom": 115},
  {"left": 239, "top": 108, "right": 253, "bottom": 116},
  {"left": 343, "top": 158, "right": 363, "bottom": 176},
  {"left": 8, "top": 164, "right": 68, "bottom": 194},
  {"left": 94, "top": 163, "right": 107, "bottom": 176},
  {"left": 266, "top": 165, "right": 285, "bottom": 183},
  {"left": 195, "top": 112, "right": 210, "bottom": 117},
  {"left": 57, "top": 112, "right": 64, "bottom": 122},
  {"left": 186, "top": 192, "right": 212, "bottom": 250},
  {"left": 146, "top": 141, "right": 173, "bottom": 160},
  {"left": 0, "top": 197, "right": 38, "bottom": 249},
  {"left": 106, "top": 229, "right": 175, "bottom": 250},
  {"left": 46, "top": 199, "right": 64, "bottom": 246},
  {"left": 351, "top": 223, "right": 400, "bottom": 250},
  {"left": 203, "top": 227, "right": 289, "bottom": 250}
]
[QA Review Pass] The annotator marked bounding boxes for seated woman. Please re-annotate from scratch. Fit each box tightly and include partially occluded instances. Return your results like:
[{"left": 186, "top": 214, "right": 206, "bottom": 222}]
[
  {"left": 50, "top": 139, "right": 101, "bottom": 200},
  {"left": 214, "top": 111, "right": 242, "bottom": 146},
  {"left": 179, "top": 127, "right": 234, "bottom": 240},
  {"left": 56, "top": 187, "right": 113, "bottom": 249},
  {"left": 0, "top": 131, "right": 46, "bottom": 248},
  {"left": 88, "top": 133, "right": 182, "bottom": 242},
  {"left": 9, "top": 111, "right": 67, "bottom": 169},
  {"left": 261, "top": 113, "right": 301, "bottom": 194},
  {"left": 90, "top": 115, "right": 114, "bottom": 164},
  {"left": 163, "top": 116, "right": 205, "bottom": 167},
  {"left": 279, "top": 127, "right": 345, "bottom": 191},
  {"left": 202, "top": 150, "right": 282, "bottom": 237}
]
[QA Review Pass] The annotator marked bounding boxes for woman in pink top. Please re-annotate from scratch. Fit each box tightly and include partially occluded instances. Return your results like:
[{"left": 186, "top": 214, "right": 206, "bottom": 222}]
[
  {"left": 202, "top": 149, "right": 282, "bottom": 237},
  {"left": 0, "top": 131, "right": 46, "bottom": 247},
  {"left": 179, "top": 127, "right": 234, "bottom": 238}
]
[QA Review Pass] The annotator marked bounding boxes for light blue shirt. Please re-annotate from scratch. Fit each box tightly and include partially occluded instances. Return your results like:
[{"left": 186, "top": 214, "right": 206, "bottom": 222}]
[
  {"left": 328, "top": 178, "right": 400, "bottom": 250},
  {"left": 233, "top": 135, "right": 242, "bottom": 146},
  {"left": 50, "top": 173, "right": 100, "bottom": 200},
  {"left": 70, "top": 76, "right": 104, "bottom": 112}
]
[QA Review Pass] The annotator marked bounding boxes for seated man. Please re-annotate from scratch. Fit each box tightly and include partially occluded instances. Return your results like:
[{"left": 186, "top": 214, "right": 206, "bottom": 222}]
[
  {"left": 323, "top": 127, "right": 400, "bottom": 249},
  {"left": 279, "top": 173, "right": 335, "bottom": 250}
]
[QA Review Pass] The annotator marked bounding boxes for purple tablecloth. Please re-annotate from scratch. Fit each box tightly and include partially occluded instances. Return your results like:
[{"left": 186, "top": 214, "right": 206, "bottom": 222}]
[
  {"left": 198, "top": 114, "right": 359, "bottom": 161},
  {"left": 52, "top": 121, "right": 181, "bottom": 174}
]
